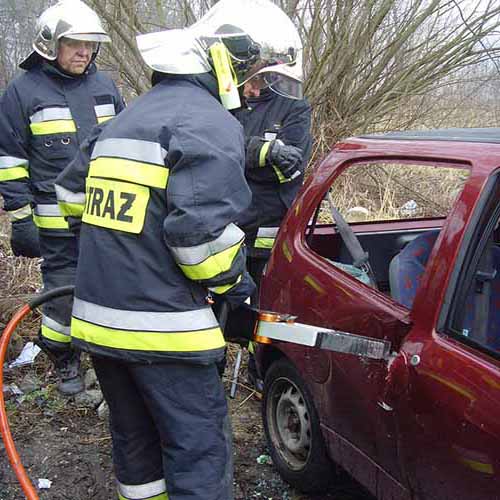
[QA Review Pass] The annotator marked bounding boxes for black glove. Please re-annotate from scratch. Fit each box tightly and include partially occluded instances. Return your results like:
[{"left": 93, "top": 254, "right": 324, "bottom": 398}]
[
  {"left": 214, "top": 271, "right": 256, "bottom": 310},
  {"left": 11, "top": 217, "right": 41, "bottom": 258},
  {"left": 266, "top": 140, "right": 303, "bottom": 181},
  {"left": 66, "top": 216, "right": 82, "bottom": 236}
]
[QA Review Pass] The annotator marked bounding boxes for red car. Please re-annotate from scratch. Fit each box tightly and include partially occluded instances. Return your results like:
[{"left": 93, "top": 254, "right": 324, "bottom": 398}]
[{"left": 251, "top": 129, "right": 500, "bottom": 500}]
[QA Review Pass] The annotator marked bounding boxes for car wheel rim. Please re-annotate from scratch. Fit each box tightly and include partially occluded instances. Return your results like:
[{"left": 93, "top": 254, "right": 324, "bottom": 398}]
[{"left": 268, "top": 376, "right": 312, "bottom": 471}]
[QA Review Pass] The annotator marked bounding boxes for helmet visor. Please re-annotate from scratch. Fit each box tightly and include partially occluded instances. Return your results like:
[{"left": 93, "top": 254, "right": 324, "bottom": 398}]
[
  {"left": 241, "top": 63, "right": 303, "bottom": 99},
  {"left": 66, "top": 33, "right": 111, "bottom": 43},
  {"left": 192, "top": 0, "right": 303, "bottom": 85}
]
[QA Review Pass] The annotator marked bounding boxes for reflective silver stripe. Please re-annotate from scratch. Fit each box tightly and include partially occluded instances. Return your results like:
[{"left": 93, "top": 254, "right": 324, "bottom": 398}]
[
  {"left": 169, "top": 223, "right": 244, "bottom": 266},
  {"left": 257, "top": 320, "right": 318, "bottom": 346},
  {"left": 118, "top": 479, "right": 167, "bottom": 499},
  {"left": 8, "top": 204, "right": 32, "bottom": 221},
  {"left": 34, "top": 204, "right": 62, "bottom": 216},
  {"left": 94, "top": 104, "right": 115, "bottom": 118},
  {"left": 92, "top": 138, "right": 168, "bottom": 164},
  {"left": 42, "top": 315, "right": 71, "bottom": 336},
  {"left": 257, "top": 227, "right": 279, "bottom": 238},
  {"left": 0, "top": 156, "right": 28, "bottom": 169},
  {"left": 30, "top": 107, "right": 72, "bottom": 123},
  {"left": 73, "top": 297, "right": 218, "bottom": 332},
  {"left": 55, "top": 184, "right": 86, "bottom": 204}
]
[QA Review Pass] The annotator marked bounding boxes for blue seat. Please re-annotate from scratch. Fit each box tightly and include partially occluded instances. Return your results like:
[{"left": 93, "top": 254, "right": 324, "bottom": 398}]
[
  {"left": 389, "top": 231, "right": 440, "bottom": 309},
  {"left": 390, "top": 230, "right": 500, "bottom": 352},
  {"left": 462, "top": 245, "right": 500, "bottom": 351}
]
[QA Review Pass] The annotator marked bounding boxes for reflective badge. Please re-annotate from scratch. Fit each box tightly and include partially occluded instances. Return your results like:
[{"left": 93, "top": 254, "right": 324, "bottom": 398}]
[{"left": 83, "top": 178, "right": 149, "bottom": 234}]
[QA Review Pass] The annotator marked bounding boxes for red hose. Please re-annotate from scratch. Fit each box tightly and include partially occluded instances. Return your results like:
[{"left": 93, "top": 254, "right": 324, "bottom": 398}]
[{"left": 0, "top": 304, "right": 39, "bottom": 500}]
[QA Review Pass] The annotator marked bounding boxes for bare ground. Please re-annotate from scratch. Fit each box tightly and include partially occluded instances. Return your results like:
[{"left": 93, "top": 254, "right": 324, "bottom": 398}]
[
  {"left": 0, "top": 213, "right": 372, "bottom": 500},
  {"left": 0, "top": 352, "right": 374, "bottom": 500}
]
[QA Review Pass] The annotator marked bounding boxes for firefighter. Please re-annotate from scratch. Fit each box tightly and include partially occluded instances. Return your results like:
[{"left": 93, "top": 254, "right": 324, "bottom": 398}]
[
  {"left": 0, "top": 0, "right": 125, "bottom": 395},
  {"left": 54, "top": 0, "right": 303, "bottom": 498},
  {"left": 235, "top": 57, "right": 312, "bottom": 391}
]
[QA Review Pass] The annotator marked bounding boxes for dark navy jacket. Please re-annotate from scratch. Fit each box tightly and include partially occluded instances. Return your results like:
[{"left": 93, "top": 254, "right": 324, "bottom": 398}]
[
  {"left": 55, "top": 74, "right": 253, "bottom": 364},
  {"left": 0, "top": 61, "right": 124, "bottom": 235},
  {"left": 234, "top": 90, "right": 312, "bottom": 257}
]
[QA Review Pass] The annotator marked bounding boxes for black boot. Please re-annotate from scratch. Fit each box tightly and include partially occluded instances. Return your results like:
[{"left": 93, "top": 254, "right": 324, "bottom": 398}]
[{"left": 35, "top": 338, "right": 84, "bottom": 396}]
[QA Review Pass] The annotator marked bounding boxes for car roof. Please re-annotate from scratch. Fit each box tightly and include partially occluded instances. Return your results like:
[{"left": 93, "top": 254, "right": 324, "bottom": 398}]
[{"left": 359, "top": 127, "right": 500, "bottom": 144}]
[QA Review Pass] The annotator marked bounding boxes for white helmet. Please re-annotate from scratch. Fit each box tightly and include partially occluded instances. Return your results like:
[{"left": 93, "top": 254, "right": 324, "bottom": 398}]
[
  {"left": 136, "top": 0, "right": 303, "bottom": 107},
  {"left": 20, "top": 0, "right": 110, "bottom": 69}
]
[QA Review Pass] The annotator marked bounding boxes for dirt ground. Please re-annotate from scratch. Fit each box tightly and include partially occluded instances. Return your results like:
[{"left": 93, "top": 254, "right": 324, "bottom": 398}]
[
  {"left": 0, "top": 215, "right": 372, "bottom": 500},
  {"left": 0, "top": 350, "right": 374, "bottom": 500}
]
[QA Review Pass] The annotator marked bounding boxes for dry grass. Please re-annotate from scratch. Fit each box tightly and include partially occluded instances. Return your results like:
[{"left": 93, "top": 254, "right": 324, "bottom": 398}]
[
  {"left": 325, "top": 162, "right": 469, "bottom": 223},
  {"left": 0, "top": 212, "right": 42, "bottom": 360}
]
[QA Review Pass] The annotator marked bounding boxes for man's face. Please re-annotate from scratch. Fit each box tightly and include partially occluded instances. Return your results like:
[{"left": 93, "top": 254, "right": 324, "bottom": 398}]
[
  {"left": 243, "top": 75, "right": 265, "bottom": 98},
  {"left": 57, "top": 38, "right": 96, "bottom": 75}
]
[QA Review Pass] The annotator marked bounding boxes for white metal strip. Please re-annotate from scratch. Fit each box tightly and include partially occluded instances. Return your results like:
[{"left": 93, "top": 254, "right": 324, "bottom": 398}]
[{"left": 256, "top": 321, "right": 318, "bottom": 347}]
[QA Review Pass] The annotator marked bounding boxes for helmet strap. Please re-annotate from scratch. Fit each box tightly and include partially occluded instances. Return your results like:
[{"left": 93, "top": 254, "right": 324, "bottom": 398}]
[{"left": 209, "top": 42, "right": 241, "bottom": 110}]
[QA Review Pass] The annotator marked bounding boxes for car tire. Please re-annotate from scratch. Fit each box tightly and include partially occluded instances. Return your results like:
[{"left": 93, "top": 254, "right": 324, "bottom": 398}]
[{"left": 262, "top": 358, "right": 333, "bottom": 493}]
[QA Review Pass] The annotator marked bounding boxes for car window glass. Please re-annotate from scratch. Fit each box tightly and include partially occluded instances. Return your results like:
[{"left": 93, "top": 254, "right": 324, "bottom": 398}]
[
  {"left": 306, "top": 161, "right": 469, "bottom": 295},
  {"left": 448, "top": 186, "right": 500, "bottom": 358},
  {"left": 318, "top": 162, "right": 468, "bottom": 223}
]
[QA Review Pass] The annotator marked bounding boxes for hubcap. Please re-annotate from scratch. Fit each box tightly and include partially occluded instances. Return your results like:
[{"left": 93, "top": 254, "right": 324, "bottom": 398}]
[{"left": 268, "top": 377, "right": 312, "bottom": 470}]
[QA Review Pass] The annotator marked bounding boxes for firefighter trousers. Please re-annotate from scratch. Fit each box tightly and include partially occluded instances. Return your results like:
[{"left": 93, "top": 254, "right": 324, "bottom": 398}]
[
  {"left": 39, "top": 234, "right": 78, "bottom": 352},
  {"left": 91, "top": 355, "right": 234, "bottom": 500}
]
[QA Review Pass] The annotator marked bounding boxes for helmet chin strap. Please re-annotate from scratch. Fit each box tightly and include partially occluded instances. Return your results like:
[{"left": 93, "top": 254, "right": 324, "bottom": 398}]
[
  {"left": 90, "top": 42, "right": 101, "bottom": 64},
  {"left": 209, "top": 42, "right": 241, "bottom": 110}
]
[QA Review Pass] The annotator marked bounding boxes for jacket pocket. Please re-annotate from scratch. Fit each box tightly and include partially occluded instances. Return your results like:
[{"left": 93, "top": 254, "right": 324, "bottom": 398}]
[{"left": 31, "top": 134, "right": 76, "bottom": 161}]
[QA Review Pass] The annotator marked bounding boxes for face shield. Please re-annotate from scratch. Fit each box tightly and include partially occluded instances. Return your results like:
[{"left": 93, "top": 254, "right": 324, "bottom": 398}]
[
  {"left": 136, "top": 0, "right": 303, "bottom": 108},
  {"left": 192, "top": 0, "right": 304, "bottom": 100},
  {"left": 240, "top": 51, "right": 304, "bottom": 100}
]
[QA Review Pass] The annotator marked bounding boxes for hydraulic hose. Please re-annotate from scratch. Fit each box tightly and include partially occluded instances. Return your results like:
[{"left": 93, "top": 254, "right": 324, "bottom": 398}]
[{"left": 0, "top": 286, "right": 74, "bottom": 500}]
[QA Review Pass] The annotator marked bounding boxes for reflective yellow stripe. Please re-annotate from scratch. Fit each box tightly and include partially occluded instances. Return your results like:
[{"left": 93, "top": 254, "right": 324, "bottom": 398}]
[
  {"left": 255, "top": 237, "right": 275, "bottom": 249},
  {"left": 209, "top": 274, "right": 242, "bottom": 294},
  {"left": 0, "top": 167, "right": 29, "bottom": 182},
  {"left": 83, "top": 178, "right": 150, "bottom": 234},
  {"left": 8, "top": 204, "right": 32, "bottom": 221},
  {"left": 33, "top": 215, "right": 69, "bottom": 229},
  {"left": 118, "top": 494, "right": 168, "bottom": 500},
  {"left": 97, "top": 116, "right": 113, "bottom": 124},
  {"left": 272, "top": 164, "right": 291, "bottom": 184},
  {"left": 41, "top": 324, "right": 71, "bottom": 344},
  {"left": 30, "top": 120, "right": 77, "bottom": 135},
  {"left": 72, "top": 317, "right": 225, "bottom": 352},
  {"left": 248, "top": 340, "right": 256, "bottom": 354},
  {"left": 89, "top": 157, "right": 169, "bottom": 189},
  {"left": 259, "top": 141, "right": 271, "bottom": 167},
  {"left": 58, "top": 201, "right": 85, "bottom": 217},
  {"left": 179, "top": 242, "right": 241, "bottom": 281}
]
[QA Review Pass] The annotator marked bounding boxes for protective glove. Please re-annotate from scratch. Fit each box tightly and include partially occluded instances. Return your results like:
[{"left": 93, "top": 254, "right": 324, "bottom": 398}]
[
  {"left": 213, "top": 271, "right": 256, "bottom": 310},
  {"left": 11, "top": 217, "right": 41, "bottom": 258},
  {"left": 266, "top": 140, "right": 303, "bottom": 181},
  {"left": 66, "top": 216, "right": 82, "bottom": 236}
]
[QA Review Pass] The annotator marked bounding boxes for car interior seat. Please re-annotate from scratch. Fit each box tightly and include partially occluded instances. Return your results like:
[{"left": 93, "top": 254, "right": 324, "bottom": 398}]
[
  {"left": 461, "top": 243, "right": 500, "bottom": 351},
  {"left": 389, "top": 230, "right": 440, "bottom": 309},
  {"left": 390, "top": 230, "right": 500, "bottom": 351}
]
